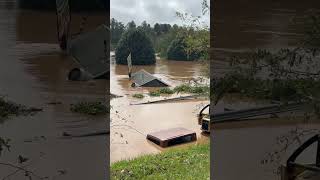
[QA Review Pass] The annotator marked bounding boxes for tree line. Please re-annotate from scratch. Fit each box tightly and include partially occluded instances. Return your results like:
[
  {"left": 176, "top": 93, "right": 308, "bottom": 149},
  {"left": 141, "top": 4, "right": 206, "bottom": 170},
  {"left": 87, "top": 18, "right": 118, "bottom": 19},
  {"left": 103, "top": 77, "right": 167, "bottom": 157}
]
[{"left": 110, "top": 18, "right": 209, "bottom": 61}]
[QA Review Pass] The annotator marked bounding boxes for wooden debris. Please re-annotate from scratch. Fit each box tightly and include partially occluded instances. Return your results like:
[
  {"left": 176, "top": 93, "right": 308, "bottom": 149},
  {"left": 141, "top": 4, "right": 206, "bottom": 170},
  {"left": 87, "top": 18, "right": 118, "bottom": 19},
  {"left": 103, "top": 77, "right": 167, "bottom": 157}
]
[{"left": 147, "top": 128, "right": 197, "bottom": 147}]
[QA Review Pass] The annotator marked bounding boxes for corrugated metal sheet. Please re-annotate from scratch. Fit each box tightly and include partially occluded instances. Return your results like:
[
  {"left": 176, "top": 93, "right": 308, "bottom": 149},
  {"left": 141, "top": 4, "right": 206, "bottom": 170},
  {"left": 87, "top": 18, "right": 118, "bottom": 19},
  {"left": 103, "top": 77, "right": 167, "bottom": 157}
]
[
  {"left": 131, "top": 69, "right": 169, "bottom": 87},
  {"left": 68, "top": 24, "right": 109, "bottom": 78}
]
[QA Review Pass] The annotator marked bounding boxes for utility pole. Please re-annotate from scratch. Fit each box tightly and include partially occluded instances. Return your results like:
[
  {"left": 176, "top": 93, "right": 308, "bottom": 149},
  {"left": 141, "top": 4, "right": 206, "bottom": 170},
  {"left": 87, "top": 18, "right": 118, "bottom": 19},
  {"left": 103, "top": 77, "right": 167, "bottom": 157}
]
[{"left": 127, "top": 53, "right": 132, "bottom": 79}]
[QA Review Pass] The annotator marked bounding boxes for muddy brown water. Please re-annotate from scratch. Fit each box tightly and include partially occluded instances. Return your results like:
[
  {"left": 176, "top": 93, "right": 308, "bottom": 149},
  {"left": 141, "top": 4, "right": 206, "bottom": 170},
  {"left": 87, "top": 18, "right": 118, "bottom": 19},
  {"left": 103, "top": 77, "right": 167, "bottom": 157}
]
[
  {"left": 212, "top": 0, "right": 320, "bottom": 179},
  {"left": 110, "top": 54, "right": 209, "bottom": 163},
  {"left": 0, "top": 1, "right": 107, "bottom": 179}
]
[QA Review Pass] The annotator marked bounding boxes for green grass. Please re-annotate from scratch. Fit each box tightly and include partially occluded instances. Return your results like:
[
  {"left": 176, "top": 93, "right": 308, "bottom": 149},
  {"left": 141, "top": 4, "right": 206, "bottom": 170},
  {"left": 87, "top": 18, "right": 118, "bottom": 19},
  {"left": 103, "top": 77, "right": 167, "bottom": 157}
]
[
  {"left": 149, "top": 91, "right": 161, "bottom": 97},
  {"left": 148, "top": 85, "right": 209, "bottom": 98},
  {"left": 132, "top": 94, "right": 145, "bottom": 99},
  {"left": 173, "top": 84, "right": 209, "bottom": 95},
  {"left": 111, "top": 143, "right": 210, "bottom": 180},
  {"left": 70, "top": 102, "right": 108, "bottom": 115},
  {"left": 158, "top": 87, "right": 175, "bottom": 94}
]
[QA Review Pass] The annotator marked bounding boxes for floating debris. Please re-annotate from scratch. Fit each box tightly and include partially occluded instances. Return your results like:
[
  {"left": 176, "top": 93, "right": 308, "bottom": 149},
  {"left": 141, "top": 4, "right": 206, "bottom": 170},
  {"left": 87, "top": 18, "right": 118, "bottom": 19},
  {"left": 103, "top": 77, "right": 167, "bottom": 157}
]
[
  {"left": 67, "top": 24, "right": 109, "bottom": 81},
  {"left": 62, "top": 130, "right": 109, "bottom": 138},
  {"left": 147, "top": 127, "right": 197, "bottom": 147},
  {"left": 70, "top": 101, "right": 108, "bottom": 115},
  {"left": 130, "top": 95, "right": 202, "bottom": 105},
  {"left": 0, "top": 97, "right": 42, "bottom": 120}
]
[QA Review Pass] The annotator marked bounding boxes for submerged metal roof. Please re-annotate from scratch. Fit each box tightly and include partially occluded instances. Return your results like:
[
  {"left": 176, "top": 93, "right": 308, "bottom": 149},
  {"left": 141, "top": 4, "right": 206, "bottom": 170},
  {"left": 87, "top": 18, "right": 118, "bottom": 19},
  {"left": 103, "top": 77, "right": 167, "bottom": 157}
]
[
  {"left": 68, "top": 24, "right": 109, "bottom": 78},
  {"left": 131, "top": 69, "right": 169, "bottom": 87}
]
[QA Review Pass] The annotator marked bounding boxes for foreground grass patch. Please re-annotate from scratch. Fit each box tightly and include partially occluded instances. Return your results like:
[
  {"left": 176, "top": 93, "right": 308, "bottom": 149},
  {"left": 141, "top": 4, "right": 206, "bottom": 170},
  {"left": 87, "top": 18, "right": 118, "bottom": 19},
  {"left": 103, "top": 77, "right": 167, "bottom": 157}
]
[
  {"left": 70, "top": 102, "right": 108, "bottom": 115},
  {"left": 111, "top": 143, "right": 209, "bottom": 180}
]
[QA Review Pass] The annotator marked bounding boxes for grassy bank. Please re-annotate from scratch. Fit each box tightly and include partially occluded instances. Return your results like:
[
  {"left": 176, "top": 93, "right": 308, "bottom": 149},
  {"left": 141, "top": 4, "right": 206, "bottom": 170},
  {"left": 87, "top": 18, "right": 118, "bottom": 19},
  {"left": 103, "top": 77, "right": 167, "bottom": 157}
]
[{"left": 111, "top": 143, "right": 210, "bottom": 180}]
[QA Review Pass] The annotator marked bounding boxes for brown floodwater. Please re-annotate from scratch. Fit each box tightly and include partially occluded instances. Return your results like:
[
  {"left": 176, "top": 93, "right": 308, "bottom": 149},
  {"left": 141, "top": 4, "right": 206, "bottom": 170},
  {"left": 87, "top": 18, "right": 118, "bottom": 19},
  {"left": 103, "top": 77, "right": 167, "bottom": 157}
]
[
  {"left": 0, "top": 1, "right": 107, "bottom": 179},
  {"left": 212, "top": 0, "right": 320, "bottom": 179},
  {"left": 110, "top": 53, "right": 209, "bottom": 163}
]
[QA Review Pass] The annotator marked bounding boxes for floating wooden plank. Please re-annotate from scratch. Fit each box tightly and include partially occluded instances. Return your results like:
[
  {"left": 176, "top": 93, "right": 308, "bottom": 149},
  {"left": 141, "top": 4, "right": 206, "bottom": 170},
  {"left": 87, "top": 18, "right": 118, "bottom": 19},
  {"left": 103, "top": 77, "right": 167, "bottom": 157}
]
[
  {"left": 211, "top": 102, "right": 309, "bottom": 124},
  {"left": 130, "top": 95, "right": 202, "bottom": 105},
  {"left": 61, "top": 130, "right": 109, "bottom": 138},
  {"left": 147, "top": 128, "right": 197, "bottom": 147}
]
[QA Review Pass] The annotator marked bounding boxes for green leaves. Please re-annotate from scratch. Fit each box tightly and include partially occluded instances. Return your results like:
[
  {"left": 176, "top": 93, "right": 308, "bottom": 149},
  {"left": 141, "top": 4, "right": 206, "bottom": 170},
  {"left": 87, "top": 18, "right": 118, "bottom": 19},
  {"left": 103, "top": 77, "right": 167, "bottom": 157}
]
[
  {"left": 115, "top": 29, "right": 156, "bottom": 65},
  {"left": 70, "top": 101, "right": 108, "bottom": 116},
  {"left": 132, "top": 94, "right": 145, "bottom": 99},
  {"left": 167, "top": 36, "right": 205, "bottom": 61}
]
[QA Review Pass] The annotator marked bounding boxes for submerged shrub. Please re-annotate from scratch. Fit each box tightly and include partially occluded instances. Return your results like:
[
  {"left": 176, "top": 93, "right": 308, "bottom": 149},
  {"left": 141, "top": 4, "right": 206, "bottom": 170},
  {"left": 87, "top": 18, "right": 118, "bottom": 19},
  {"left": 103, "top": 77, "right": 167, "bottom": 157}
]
[
  {"left": 132, "top": 94, "right": 144, "bottom": 99},
  {"left": 167, "top": 36, "right": 201, "bottom": 61},
  {"left": 148, "top": 91, "right": 161, "bottom": 97},
  {"left": 70, "top": 102, "right": 108, "bottom": 115},
  {"left": 0, "top": 97, "right": 42, "bottom": 121},
  {"left": 158, "top": 87, "right": 175, "bottom": 94},
  {"left": 115, "top": 29, "right": 156, "bottom": 65}
]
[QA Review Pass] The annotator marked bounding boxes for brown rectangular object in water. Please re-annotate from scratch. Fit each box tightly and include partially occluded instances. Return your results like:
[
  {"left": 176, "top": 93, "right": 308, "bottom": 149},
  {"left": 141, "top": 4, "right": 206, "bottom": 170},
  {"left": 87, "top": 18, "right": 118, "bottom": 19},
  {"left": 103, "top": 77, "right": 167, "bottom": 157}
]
[{"left": 146, "top": 128, "right": 197, "bottom": 147}]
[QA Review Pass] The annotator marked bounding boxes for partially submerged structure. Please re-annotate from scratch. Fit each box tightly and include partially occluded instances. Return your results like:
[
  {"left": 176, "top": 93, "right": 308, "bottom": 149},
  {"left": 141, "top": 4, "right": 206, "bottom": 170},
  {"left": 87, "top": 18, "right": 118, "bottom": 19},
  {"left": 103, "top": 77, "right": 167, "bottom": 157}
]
[
  {"left": 147, "top": 128, "right": 196, "bottom": 148},
  {"left": 131, "top": 69, "right": 169, "bottom": 87},
  {"left": 198, "top": 104, "right": 210, "bottom": 133},
  {"left": 67, "top": 24, "right": 109, "bottom": 80},
  {"left": 200, "top": 102, "right": 309, "bottom": 132},
  {"left": 55, "top": 0, "right": 109, "bottom": 81}
]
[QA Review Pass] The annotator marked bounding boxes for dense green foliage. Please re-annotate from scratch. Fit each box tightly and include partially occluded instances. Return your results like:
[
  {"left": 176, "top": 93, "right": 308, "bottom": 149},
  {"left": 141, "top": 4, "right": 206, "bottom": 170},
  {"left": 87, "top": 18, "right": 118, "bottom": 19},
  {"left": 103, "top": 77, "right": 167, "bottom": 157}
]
[
  {"left": 111, "top": 143, "right": 209, "bottom": 180},
  {"left": 110, "top": 18, "right": 209, "bottom": 61},
  {"left": 167, "top": 36, "right": 201, "bottom": 61},
  {"left": 111, "top": 18, "right": 125, "bottom": 48},
  {"left": 115, "top": 29, "right": 156, "bottom": 65},
  {"left": 111, "top": 19, "right": 179, "bottom": 55}
]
